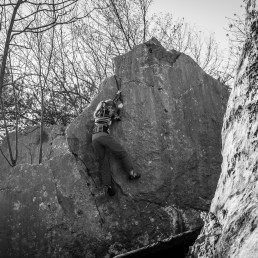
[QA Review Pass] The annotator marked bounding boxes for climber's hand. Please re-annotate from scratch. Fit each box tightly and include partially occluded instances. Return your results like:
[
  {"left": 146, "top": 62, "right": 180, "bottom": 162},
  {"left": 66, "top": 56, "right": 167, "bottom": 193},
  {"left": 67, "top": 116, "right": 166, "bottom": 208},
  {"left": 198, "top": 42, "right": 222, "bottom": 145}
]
[{"left": 117, "top": 103, "right": 123, "bottom": 109}]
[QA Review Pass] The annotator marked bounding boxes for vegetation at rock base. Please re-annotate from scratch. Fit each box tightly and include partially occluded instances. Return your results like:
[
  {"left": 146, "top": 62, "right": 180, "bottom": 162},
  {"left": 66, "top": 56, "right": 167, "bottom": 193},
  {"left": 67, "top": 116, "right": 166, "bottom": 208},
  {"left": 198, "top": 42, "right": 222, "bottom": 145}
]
[{"left": 0, "top": 0, "right": 244, "bottom": 165}]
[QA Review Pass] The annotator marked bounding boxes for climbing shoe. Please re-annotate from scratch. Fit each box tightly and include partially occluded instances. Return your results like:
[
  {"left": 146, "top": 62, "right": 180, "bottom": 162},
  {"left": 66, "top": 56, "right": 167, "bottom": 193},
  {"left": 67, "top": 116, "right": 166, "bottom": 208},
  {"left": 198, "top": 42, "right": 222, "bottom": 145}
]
[
  {"left": 114, "top": 114, "right": 121, "bottom": 121},
  {"left": 106, "top": 185, "right": 116, "bottom": 196},
  {"left": 129, "top": 172, "right": 141, "bottom": 180}
]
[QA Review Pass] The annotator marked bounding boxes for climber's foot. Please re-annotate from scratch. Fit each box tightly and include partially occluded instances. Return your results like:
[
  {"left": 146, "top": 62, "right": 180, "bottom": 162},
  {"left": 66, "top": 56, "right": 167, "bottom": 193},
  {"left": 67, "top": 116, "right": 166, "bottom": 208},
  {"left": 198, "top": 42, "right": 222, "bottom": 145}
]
[
  {"left": 129, "top": 171, "right": 141, "bottom": 180},
  {"left": 106, "top": 185, "right": 116, "bottom": 196},
  {"left": 114, "top": 115, "right": 121, "bottom": 121}
]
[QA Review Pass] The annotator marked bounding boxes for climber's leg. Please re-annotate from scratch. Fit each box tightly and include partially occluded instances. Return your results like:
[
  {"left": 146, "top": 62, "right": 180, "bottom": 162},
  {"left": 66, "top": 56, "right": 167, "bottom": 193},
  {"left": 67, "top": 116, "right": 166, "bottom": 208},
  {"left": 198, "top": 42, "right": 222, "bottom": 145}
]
[
  {"left": 103, "top": 135, "right": 132, "bottom": 171},
  {"left": 92, "top": 133, "right": 140, "bottom": 180},
  {"left": 92, "top": 138, "right": 112, "bottom": 186},
  {"left": 96, "top": 134, "right": 140, "bottom": 179},
  {"left": 108, "top": 139, "right": 140, "bottom": 179},
  {"left": 101, "top": 150, "right": 113, "bottom": 186}
]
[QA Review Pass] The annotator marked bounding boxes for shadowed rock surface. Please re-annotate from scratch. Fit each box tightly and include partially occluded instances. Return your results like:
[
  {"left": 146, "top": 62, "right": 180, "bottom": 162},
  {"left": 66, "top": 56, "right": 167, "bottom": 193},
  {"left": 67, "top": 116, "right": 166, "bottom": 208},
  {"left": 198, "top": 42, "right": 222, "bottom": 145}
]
[
  {"left": 188, "top": 1, "right": 258, "bottom": 257},
  {"left": 0, "top": 38, "right": 228, "bottom": 257},
  {"left": 113, "top": 227, "right": 202, "bottom": 258}
]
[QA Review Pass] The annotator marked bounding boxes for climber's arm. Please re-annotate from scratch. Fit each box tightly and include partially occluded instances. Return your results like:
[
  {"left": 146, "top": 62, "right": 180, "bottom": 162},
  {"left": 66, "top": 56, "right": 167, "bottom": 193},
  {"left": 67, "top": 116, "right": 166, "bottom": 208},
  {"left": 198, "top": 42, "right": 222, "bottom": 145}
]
[
  {"left": 113, "top": 90, "right": 122, "bottom": 104},
  {"left": 110, "top": 90, "right": 122, "bottom": 121}
]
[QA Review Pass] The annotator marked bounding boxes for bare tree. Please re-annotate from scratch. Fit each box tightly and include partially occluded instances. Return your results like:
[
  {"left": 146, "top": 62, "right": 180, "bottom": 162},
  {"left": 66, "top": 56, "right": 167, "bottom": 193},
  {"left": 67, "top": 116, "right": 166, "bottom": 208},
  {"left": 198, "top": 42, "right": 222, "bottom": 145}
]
[
  {"left": 225, "top": 6, "right": 247, "bottom": 71},
  {"left": 33, "top": 20, "right": 55, "bottom": 164},
  {"left": 89, "top": 0, "right": 152, "bottom": 50},
  {"left": 73, "top": 8, "right": 237, "bottom": 87},
  {"left": 69, "top": 0, "right": 153, "bottom": 90},
  {"left": 0, "top": 0, "right": 81, "bottom": 166}
]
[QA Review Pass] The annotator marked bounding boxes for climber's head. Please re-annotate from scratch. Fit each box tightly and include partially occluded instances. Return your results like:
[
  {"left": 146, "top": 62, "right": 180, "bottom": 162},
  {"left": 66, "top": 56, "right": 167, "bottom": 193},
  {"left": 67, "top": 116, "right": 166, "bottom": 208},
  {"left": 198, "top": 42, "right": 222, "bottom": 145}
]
[
  {"left": 93, "top": 99, "right": 117, "bottom": 119},
  {"left": 104, "top": 99, "right": 116, "bottom": 116}
]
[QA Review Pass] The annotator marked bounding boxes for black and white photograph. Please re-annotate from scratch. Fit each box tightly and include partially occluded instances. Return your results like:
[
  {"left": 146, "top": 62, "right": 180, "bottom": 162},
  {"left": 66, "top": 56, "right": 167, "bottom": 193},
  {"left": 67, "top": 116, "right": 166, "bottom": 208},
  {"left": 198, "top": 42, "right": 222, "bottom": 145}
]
[{"left": 0, "top": 0, "right": 256, "bottom": 257}]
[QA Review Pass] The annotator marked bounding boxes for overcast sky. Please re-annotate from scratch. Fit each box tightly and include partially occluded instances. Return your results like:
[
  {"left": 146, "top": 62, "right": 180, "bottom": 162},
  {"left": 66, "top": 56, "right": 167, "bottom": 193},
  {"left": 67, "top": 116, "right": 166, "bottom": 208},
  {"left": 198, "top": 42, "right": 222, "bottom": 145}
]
[{"left": 149, "top": 0, "right": 245, "bottom": 49}]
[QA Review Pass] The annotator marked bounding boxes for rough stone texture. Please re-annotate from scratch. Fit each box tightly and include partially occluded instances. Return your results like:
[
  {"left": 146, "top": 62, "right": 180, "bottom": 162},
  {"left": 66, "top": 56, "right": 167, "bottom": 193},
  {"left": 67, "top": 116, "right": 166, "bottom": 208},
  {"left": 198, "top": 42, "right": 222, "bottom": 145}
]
[
  {"left": 188, "top": 2, "right": 258, "bottom": 257},
  {"left": 0, "top": 153, "right": 106, "bottom": 258},
  {"left": 187, "top": 212, "right": 222, "bottom": 257},
  {"left": 0, "top": 38, "right": 228, "bottom": 257}
]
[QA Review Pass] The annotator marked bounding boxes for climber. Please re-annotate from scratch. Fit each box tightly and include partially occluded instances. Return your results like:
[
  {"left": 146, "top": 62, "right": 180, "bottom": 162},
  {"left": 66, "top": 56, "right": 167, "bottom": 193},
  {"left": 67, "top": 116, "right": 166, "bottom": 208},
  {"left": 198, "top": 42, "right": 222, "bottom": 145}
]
[{"left": 92, "top": 90, "right": 140, "bottom": 196}]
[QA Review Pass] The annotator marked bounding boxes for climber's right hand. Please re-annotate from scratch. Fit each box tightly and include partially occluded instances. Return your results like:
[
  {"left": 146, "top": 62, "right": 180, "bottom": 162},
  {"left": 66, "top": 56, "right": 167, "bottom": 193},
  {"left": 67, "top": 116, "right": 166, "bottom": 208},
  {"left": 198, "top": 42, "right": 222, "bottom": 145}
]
[{"left": 117, "top": 103, "right": 123, "bottom": 109}]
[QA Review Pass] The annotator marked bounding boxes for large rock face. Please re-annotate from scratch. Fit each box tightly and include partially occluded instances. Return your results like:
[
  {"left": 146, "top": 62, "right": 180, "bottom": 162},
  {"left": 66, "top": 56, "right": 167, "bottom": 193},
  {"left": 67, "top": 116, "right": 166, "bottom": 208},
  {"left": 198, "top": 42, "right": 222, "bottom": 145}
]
[
  {"left": 0, "top": 39, "right": 228, "bottom": 257},
  {"left": 188, "top": 1, "right": 258, "bottom": 257}
]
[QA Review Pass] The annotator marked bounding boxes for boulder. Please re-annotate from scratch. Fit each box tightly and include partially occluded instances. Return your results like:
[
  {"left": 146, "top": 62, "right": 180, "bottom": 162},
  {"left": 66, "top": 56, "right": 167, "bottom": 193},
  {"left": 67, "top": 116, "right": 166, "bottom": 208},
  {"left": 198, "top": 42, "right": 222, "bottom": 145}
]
[
  {"left": 66, "top": 38, "right": 228, "bottom": 211},
  {"left": 188, "top": 2, "right": 258, "bottom": 257},
  {"left": 0, "top": 38, "right": 228, "bottom": 257}
]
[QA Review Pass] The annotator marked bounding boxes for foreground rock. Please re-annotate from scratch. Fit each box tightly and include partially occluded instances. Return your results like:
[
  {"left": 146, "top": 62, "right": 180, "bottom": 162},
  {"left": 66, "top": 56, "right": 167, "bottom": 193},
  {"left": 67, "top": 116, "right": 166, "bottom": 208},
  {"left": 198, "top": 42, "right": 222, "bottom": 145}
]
[
  {"left": 0, "top": 38, "right": 228, "bottom": 257},
  {"left": 188, "top": 1, "right": 258, "bottom": 257}
]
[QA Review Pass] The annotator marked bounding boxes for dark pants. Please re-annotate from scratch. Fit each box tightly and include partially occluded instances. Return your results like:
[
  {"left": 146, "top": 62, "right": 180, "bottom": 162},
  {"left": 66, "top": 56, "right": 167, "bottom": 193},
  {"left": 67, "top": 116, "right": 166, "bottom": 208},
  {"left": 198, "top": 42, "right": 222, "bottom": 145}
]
[{"left": 92, "top": 132, "right": 133, "bottom": 185}]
